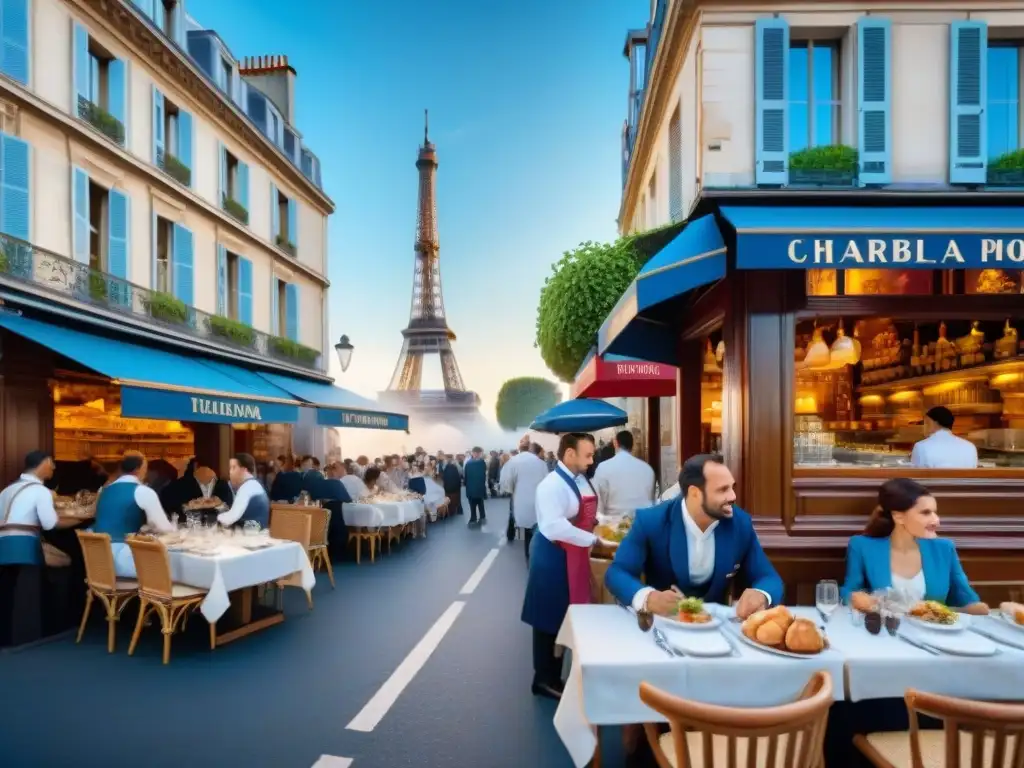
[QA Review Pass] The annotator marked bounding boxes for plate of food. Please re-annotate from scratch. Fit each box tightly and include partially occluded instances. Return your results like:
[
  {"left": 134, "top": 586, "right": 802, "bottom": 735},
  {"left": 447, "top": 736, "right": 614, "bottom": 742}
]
[
  {"left": 995, "top": 602, "right": 1024, "bottom": 632},
  {"left": 736, "top": 606, "right": 827, "bottom": 658},
  {"left": 907, "top": 601, "right": 964, "bottom": 632},
  {"left": 594, "top": 518, "right": 632, "bottom": 548},
  {"left": 655, "top": 597, "right": 721, "bottom": 631}
]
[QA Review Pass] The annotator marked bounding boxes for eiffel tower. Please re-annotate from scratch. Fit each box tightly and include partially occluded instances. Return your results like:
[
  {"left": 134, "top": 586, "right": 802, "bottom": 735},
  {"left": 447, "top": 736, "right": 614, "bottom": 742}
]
[{"left": 380, "top": 112, "right": 481, "bottom": 422}]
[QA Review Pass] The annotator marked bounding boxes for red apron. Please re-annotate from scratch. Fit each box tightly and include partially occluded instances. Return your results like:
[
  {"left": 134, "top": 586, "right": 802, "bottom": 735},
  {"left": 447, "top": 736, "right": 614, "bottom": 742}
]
[{"left": 554, "top": 467, "right": 598, "bottom": 606}]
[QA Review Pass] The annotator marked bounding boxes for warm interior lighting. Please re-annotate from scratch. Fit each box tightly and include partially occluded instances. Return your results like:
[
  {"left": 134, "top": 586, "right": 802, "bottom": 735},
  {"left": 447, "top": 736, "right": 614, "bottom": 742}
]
[
  {"left": 84, "top": 398, "right": 105, "bottom": 412},
  {"left": 859, "top": 395, "right": 886, "bottom": 406},
  {"left": 830, "top": 319, "right": 861, "bottom": 366},
  {"left": 804, "top": 325, "right": 831, "bottom": 369},
  {"left": 795, "top": 395, "right": 819, "bottom": 414},
  {"left": 887, "top": 390, "right": 921, "bottom": 404}
]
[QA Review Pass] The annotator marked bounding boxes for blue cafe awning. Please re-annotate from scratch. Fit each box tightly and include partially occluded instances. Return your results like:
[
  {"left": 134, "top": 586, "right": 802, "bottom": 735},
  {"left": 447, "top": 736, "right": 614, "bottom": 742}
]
[
  {"left": 260, "top": 372, "right": 410, "bottom": 432},
  {"left": 598, "top": 214, "right": 726, "bottom": 364},
  {"left": 0, "top": 313, "right": 300, "bottom": 424},
  {"left": 720, "top": 206, "right": 1024, "bottom": 270}
]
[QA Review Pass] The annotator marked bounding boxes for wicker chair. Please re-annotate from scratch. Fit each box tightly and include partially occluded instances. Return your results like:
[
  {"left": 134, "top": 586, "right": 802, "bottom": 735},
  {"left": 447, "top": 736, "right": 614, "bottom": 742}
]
[
  {"left": 306, "top": 505, "right": 334, "bottom": 588},
  {"left": 270, "top": 507, "right": 313, "bottom": 609},
  {"left": 639, "top": 670, "right": 833, "bottom": 768},
  {"left": 855, "top": 689, "right": 1024, "bottom": 768},
  {"left": 75, "top": 531, "right": 138, "bottom": 653},
  {"left": 124, "top": 535, "right": 209, "bottom": 665}
]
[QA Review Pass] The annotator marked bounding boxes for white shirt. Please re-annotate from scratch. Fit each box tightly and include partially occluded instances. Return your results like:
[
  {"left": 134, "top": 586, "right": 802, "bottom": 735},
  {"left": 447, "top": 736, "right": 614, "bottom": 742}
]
[
  {"left": 218, "top": 474, "right": 267, "bottom": 526},
  {"left": 891, "top": 570, "right": 926, "bottom": 604},
  {"left": 911, "top": 429, "right": 978, "bottom": 469},
  {"left": 0, "top": 473, "right": 58, "bottom": 538},
  {"left": 500, "top": 451, "right": 549, "bottom": 529},
  {"left": 593, "top": 449, "right": 656, "bottom": 518},
  {"left": 377, "top": 472, "right": 399, "bottom": 493},
  {"left": 110, "top": 475, "right": 174, "bottom": 533},
  {"left": 631, "top": 503, "right": 771, "bottom": 612},
  {"left": 534, "top": 461, "right": 597, "bottom": 548},
  {"left": 341, "top": 474, "right": 370, "bottom": 501}
]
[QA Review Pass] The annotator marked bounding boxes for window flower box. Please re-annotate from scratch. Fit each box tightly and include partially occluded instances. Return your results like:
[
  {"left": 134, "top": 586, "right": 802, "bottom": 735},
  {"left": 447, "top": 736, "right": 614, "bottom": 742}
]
[
  {"left": 788, "top": 145, "right": 858, "bottom": 187},
  {"left": 275, "top": 235, "right": 296, "bottom": 258},
  {"left": 987, "top": 151, "right": 1024, "bottom": 187},
  {"left": 269, "top": 335, "right": 320, "bottom": 365},
  {"left": 209, "top": 315, "right": 256, "bottom": 348},
  {"left": 145, "top": 291, "right": 188, "bottom": 325},
  {"left": 160, "top": 151, "right": 192, "bottom": 187},
  {"left": 77, "top": 96, "right": 125, "bottom": 146},
  {"left": 222, "top": 195, "right": 249, "bottom": 225}
]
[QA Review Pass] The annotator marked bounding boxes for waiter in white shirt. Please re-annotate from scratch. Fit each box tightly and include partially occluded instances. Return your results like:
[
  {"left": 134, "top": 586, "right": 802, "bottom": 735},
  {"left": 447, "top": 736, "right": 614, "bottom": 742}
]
[
  {"left": 911, "top": 406, "right": 978, "bottom": 469},
  {"left": 593, "top": 430, "right": 656, "bottom": 518},
  {"left": 521, "top": 432, "right": 599, "bottom": 701},
  {"left": 217, "top": 453, "right": 271, "bottom": 528},
  {"left": 502, "top": 440, "right": 550, "bottom": 562},
  {"left": 340, "top": 470, "right": 370, "bottom": 501}
]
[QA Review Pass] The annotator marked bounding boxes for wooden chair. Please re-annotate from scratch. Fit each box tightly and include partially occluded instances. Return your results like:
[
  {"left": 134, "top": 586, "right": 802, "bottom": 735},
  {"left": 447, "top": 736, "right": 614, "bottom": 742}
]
[
  {"left": 270, "top": 507, "right": 313, "bottom": 609},
  {"left": 855, "top": 689, "right": 1024, "bottom": 768},
  {"left": 306, "top": 505, "right": 334, "bottom": 589},
  {"left": 75, "top": 531, "right": 139, "bottom": 653},
  {"left": 639, "top": 670, "right": 833, "bottom": 768},
  {"left": 124, "top": 535, "right": 209, "bottom": 665}
]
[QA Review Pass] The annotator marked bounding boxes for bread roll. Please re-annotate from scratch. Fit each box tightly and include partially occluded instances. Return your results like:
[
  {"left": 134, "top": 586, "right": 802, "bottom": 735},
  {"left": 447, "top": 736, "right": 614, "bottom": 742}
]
[
  {"left": 755, "top": 620, "right": 786, "bottom": 646},
  {"left": 1000, "top": 602, "right": 1024, "bottom": 625},
  {"left": 784, "top": 619, "right": 825, "bottom": 654},
  {"left": 741, "top": 608, "right": 771, "bottom": 640},
  {"left": 741, "top": 606, "right": 794, "bottom": 646}
]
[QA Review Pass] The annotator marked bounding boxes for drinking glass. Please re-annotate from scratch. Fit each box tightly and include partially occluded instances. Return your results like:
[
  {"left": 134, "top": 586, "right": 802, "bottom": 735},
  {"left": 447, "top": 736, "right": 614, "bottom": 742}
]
[{"left": 815, "top": 580, "right": 840, "bottom": 622}]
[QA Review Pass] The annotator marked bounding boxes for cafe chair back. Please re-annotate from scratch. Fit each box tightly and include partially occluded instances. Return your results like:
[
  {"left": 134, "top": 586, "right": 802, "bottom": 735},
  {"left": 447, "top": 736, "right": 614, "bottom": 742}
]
[
  {"left": 306, "top": 505, "right": 334, "bottom": 589},
  {"left": 270, "top": 507, "right": 314, "bottom": 610},
  {"left": 124, "top": 535, "right": 209, "bottom": 665},
  {"left": 75, "top": 530, "right": 138, "bottom": 653},
  {"left": 855, "top": 688, "right": 1024, "bottom": 768},
  {"left": 638, "top": 670, "right": 833, "bottom": 768}
]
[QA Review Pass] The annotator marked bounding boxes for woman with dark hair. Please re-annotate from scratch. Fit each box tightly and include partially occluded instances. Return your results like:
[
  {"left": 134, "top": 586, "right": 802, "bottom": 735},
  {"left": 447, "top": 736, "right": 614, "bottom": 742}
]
[{"left": 843, "top": 478, "right": 988, "bottom": 615}]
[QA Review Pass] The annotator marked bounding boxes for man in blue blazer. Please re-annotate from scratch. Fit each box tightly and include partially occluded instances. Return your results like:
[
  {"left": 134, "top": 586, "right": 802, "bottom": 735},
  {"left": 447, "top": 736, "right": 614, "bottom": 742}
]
[
  {"left": 605, "top": 454, "right": 783, "bottom": 619},
  {"left": 463, "top": 447, "right": 488, "bottom": 526}
]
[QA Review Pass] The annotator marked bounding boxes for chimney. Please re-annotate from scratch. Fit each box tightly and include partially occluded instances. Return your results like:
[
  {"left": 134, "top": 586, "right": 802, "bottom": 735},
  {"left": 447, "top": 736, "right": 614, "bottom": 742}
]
[{"left": 239, "top": 54, "right": 296, "bottom": 124}]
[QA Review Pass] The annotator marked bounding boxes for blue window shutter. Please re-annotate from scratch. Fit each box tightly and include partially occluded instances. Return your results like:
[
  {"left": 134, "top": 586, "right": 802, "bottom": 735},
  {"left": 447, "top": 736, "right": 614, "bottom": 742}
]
[
  {"left": 270, "top": 182, "right": 279, "bottom": 241},
  {"left": 857, "top": 17, "right": 892, "bottom": 185},
  {"left": 287, "top": 198, "right": 298, "bottom": 249},
  {"left": 755, "top": 18, "right": 789, "bottom": 186},
  {"left": 72, "top": 23, "right": 89, "bottom": 113},
  {"left": 218, "top": 142, "right": 227, "bottom": 203},
  {"left": 216, "top": 244, "right": 227, "bottom": 316},
  {"left": 271, "top": 275, "right": 279, "bottom": 335},
  {"left": 237, "top": 160, "right": 249, "bottom": 216},
  {"left": 171, "top": 222, "right": 194, "bottom": 305},
  {"left": 285, "top": 282, "right": 299, "bottom": 341},
  {"left": 0, "top": 135, "right": 30, "bottom": 241},
  {"left": 949, "top": 22, "right": 987, "bottom": 185},
  {"left": 107, "top": 188, "right": 129, "bottom": 279},
  {"left": 71, "top": 166, "right": 90, "bottom": 264},
  {"left": 107, "top": 58, "right": 127, "bottom": 143},
  {"left": 152, "top": 86, "right": 164, "bottom": 166},
  {"left": 171, "top": 0, "right": 185, "bottom": 47},
  {"left": 238, "top": 256, "right": 253, "bottom": 326},
  {"left": 1, "top": 0, "right": 30, "bottom": 86},
  {"left": 177, "top": 109, "right": 193, "bottom": 184},
  {"left": 150, "top": 209, "right": 157, "bottom": 289}
]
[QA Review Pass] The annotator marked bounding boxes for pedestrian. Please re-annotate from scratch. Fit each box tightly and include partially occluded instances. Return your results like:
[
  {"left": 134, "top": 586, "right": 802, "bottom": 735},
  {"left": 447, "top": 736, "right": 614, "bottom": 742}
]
[
  {"left": 501, "top": 438, "right": 549, "bottom": 561},
  {"left": 463, "top": 447, "right": 488, "bottom": 526}
]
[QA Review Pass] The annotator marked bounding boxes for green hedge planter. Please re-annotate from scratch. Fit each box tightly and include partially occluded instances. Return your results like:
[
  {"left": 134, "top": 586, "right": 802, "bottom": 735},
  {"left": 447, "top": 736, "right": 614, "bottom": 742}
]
[
  {"left": 78, "top": 97, "right": 125, "bottom": 146},
  {"left": 162, "top": 152, "right": 192, "bottom": 187},
  {"left": 210, "top": 315, "right": 256, "bottom": 348},
  {"left": 988, "top": 150, "right": 1024, "bottom": 186},
  {"left": 88, "top": 273, "right": 108, "bottom": 303},
  {"left": 223, "top": 195, "right": 249, "bottom": 225},
  {"left": 147, "top": 291, "right": 188, "bottom": 324},
  {"left": 275, "top": 235, "right": 297, "bottom": 258},
  {"left": 270, "top": 336, "right": 320, "bottom": 364},
  {"left": 789, "top": 145, "right": 858, "bottom": 186}
]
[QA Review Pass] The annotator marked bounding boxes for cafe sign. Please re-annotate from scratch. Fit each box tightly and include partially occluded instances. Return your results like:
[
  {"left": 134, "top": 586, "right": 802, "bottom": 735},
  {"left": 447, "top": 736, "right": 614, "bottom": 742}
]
[
  {"left": 316, "top": 407, "right": 410, "bottom": 432},
  {"left": 571, "top": 354, "right": 677, "bottom": 399},
  {"left": 120, "top": 386, "right": 300, "bottom": 424},
  {"left": 734, "top": 233, "right": 1024, "bottom": 270}
]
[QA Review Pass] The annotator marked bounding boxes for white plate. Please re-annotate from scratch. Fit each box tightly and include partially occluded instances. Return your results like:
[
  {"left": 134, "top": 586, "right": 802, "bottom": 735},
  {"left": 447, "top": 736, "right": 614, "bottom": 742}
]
[
  {"left": 655, "top": 612, "right": 722, "bottom": 631},
  {"left": 731, "top": 626, "right": 828, "bottom": 659},
  {"left": 238, "top": 539, "right": 273, "bottom": 550},
  {"left": 995, "top": 611, "right": 1024, "bottom": 633},
  {"left": 906, "top": 614, "right": 965, "bottom": 633}
]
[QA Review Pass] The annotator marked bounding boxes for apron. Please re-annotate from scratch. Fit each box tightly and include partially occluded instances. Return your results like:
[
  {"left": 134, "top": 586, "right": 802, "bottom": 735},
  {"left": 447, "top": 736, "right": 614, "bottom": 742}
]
[
  {"left": 0, "top": 481, "right": 45, "bottom": 566},
  {"left": 554, "top": 466, "right": 598, "bottom": 606}
]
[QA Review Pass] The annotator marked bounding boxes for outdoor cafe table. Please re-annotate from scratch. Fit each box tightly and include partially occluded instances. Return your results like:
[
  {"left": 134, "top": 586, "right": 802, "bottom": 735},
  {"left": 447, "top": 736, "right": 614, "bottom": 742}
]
[
  {"left": 554, "top": 604, "right": 1024, "bottom": 768},
  {"left": 168, "top": 538, "right": 315, "bottom": 646},
  {"left": 343, "top": 499, "right": 425, "bottom": 528}
]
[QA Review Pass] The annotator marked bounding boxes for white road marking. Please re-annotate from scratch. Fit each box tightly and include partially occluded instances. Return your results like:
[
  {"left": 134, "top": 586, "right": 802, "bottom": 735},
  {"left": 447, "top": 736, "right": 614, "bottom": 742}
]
[
  {"left": 345, "top": 601, "right": 466, "bottom": 733},
  {"left": 459, "top": 548, "right": 500, "bottom": 595},
  {"left": 312, "top": 757, "right": 353, "bottom": 767}
]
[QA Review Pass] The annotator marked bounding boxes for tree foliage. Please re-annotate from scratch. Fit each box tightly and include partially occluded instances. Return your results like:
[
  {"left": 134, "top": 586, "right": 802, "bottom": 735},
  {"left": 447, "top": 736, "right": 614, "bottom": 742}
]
[
  {"left": 495, "top": 377, "right": 562, "bottom": 431},
  {"left": 535, "top": 237, "right": 643, "bottom": 382}
]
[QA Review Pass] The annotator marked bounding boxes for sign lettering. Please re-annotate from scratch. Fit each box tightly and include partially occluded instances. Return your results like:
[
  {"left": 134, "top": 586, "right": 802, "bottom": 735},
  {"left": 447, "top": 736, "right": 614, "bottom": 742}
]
[
  {"left": 615, "top": 363, "right": 662, "bottom": 376},
  {"left": 340, "top": 412, "right": 391, "bottom": 429},
  {"left": 784, "top": 237, "right": 1024, "bottom": 266},
  {"left": 190, "top": 396, "right": 263, "bottom": 422}
]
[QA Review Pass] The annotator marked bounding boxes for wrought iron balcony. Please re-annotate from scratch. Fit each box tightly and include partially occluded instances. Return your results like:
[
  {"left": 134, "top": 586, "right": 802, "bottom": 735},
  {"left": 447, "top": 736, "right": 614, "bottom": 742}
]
[
  {"left": 156, "top": 147, "right": 192, "bottom": 187},
  {"left": 77, "top": 96, "right": 125, "bottom": 147},
  {"left": 0, "top": 234, "right": 323, "bottom": 372}
]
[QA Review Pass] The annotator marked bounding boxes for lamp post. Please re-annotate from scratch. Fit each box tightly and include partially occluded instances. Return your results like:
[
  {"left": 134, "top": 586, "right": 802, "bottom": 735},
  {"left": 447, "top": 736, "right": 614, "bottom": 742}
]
[{"left": 334, "top": 334, "right": 354, "bottom": 373}]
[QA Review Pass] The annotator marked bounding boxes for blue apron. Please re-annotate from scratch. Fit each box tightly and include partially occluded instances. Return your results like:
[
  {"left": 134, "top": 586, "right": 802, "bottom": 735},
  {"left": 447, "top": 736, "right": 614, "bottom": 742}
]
[
  {"left": 236, "top": 478, "right": 270, "bottom": 528},
  {"left": 520, "top": 467, "right": 594, "bottom": 636},
  {"left": 0, "top": 481, "right": 45, "bottom": 566}
]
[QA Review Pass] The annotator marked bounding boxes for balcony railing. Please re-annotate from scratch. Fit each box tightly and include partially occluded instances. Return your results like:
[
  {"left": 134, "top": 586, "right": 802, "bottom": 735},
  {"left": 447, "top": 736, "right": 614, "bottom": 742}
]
[
  {"left": 156, "top": 147, "right": 192, "bottom": 187},
  {"left": 77, "top": 96, "right": 125, "bottom": 147},
  {"left": 0, "top": 234, "right": 322, "bottom": 372}
]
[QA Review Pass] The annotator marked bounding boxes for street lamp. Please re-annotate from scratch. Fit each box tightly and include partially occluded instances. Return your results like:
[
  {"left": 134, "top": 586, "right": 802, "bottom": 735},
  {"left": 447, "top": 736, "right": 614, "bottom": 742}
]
[{"left": 334, "top": 334, "right": 354, "bottom": 373}]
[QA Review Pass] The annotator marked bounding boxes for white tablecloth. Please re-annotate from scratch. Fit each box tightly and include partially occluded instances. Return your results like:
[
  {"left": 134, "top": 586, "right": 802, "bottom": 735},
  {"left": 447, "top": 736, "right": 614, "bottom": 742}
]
[
  {"left": 343, "top": 500, "right": 424, "bottom": 527},
  {"left": 169, "top": 541, "right": 316, "bottom": 623}
]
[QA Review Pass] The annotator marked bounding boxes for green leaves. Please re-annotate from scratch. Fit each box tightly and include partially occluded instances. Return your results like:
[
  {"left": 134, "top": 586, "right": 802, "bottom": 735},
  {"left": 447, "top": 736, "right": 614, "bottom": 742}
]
[
  {"left": 495, "top": 377, "right": 561, "bottom": 431},
  {"left": 535, "top": 236, "right": 643, "bottom": 382}
]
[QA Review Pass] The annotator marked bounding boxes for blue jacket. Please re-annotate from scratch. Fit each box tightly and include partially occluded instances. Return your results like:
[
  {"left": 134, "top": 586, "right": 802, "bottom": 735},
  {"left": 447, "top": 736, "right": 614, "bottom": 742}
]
[
  {"left": 605, "top": 498, "right": 784, "bottom": 607},
  {"left": 313, "top": 477, "right": 352, "bottom": 504},
  {"left": 464, "top": 458, "right": 487, "bottom": 499},
  {"left": 842, "top": 534, "right": 980, "bottom": 607},
  {"left": 270, "top": 470, "right": 303, "bottom": 502}
]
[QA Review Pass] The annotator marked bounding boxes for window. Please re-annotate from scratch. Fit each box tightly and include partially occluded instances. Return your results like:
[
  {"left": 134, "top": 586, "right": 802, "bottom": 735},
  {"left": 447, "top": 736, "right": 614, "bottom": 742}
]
[
  {"left": 154, "top": 216, "right": 173, "bottom": 293},
  {"left": 271, "top": 185, "right": 298, "bottom": 256},
  {"left": 220, "top": 55, "right": 233, "bottom": 94},
  {"left": 668, "top": 106, "right": 682, "bottom": 222},
  {"left": 151, "top": 215, "right": 193, "bottom": 305},
  {"left": 789, "top": 40, "right": 841, "bottom": 152},
  {"left": 87, "top": 180, "right": 107, "bottom": 273},
  {"left": 988, "top": 45, "right": 1021, "bottom": 160},
  {"left": 219, "top": 144, "right": 249, "bottom": 224},
  {"left": 73, "top": 26, "right": 126, "bottom": 146},
  {"left": 273, "top": 278, "right": 299, "bottom": 340},
  {"left": 72, "top": 167, "right": 130, "bottom": 298},
  {"left": 276, "top": 278, "right": 288, "bottom": 335},
  {"left": 157, "top": 0, "right": 177, "bottom": 38},
  {"left": 152, "top": 89, "right": 193, "bottom": 187},
  {"left": 226, "top": 251, "right": 239, "bottom": 319}
]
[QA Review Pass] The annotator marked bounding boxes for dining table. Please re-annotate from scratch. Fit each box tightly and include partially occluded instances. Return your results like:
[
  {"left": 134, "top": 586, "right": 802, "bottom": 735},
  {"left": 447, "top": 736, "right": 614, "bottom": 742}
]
[{"left": 554, "top": 603, "right": 1024, "bottom": 768}]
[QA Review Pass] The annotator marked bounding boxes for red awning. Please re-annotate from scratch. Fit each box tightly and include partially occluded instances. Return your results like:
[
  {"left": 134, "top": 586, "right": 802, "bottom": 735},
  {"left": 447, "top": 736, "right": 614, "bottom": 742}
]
[{"left": 571, "top": 354, "right": 677, "bottom": 399}]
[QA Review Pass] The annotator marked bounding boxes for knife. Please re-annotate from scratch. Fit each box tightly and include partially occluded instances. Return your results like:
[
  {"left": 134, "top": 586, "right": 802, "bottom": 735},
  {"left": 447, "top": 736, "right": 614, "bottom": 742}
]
[
  {"left": 896, "top": 632, "right": 940, "bottom": 655},
  {"left": 653, "top": 627, "right": 684, "bottom": 657}
]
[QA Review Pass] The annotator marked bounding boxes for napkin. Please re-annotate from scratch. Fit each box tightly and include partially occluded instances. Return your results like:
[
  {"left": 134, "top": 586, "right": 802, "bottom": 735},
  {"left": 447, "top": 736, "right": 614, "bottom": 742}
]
[
  {"left": 900, "top": 624, "right": 997, "bottom": 656},
  {"left": 661, "top": 627, "right": 733, "bottom": 657}
]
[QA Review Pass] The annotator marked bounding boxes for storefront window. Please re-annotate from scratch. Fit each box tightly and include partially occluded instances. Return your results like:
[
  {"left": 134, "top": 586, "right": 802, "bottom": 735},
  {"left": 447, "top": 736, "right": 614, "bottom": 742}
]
[
  {"left": 965, "top": 269, "right": 1023, "bottom": 294},
  {"left": 793, "top": 316, "right": 1024, "bottom": 468},
  {"left": 658, "top": 395, "right": 676, "bottom": 493},
  {"left": 701, "top": 336, "right": 724, "bottom": 454},
  {"left": 806, "top": 269, "right": 934, "bottom": 295}
]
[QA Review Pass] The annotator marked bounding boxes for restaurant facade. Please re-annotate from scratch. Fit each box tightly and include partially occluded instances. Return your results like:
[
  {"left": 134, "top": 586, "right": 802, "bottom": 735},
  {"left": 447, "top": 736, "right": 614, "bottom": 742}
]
[{"left": 609, "top": 0, "right": 1024, "bottom": 603}]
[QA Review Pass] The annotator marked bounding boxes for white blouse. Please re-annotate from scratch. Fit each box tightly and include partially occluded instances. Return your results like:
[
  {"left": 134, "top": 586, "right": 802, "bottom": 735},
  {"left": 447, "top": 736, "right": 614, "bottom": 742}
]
[{"left": 891, "top": 570, "right": 926, "bottom": 604}]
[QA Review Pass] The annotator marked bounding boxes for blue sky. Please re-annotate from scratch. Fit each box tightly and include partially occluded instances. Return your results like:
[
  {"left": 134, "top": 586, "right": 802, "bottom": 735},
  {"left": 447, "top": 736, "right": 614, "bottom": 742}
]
[{"left": 196, "top": 0, "right": 640, "bottom": 419}]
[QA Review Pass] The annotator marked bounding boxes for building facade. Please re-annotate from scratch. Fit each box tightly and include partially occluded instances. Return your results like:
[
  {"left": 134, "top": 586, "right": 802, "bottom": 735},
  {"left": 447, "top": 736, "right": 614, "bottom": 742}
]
[{"left": 0, "top": 0, "right": 379, "bottom": 480}]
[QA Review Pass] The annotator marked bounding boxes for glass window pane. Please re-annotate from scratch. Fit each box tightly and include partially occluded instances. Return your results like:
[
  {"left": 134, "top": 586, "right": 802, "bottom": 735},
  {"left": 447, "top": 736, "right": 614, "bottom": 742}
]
[
  {"left": 791, "top": 103, "right": 809, "bottom": 152},
  {"left": 790, "top": 44, "right": 810, "bottom": 151},
  {"left": 789, "top": 45, "right": 808, "bottom": 102},
  {"left": 813, "top": 103, "right": 835, "bottom": 147},
  {"left": 989, "top": 102, "right": 1018, "bottom": 159},
  {"left": 988, "top": 47, "right": 1019, "bottom": 101},
  {"left": 812, "top": 44, "right": 835, "bottom": 102}
]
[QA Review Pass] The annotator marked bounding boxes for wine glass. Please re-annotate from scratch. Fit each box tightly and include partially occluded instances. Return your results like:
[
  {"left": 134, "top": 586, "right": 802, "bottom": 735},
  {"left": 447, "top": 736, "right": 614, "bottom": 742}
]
[{"left": 815, "top": 580, "right": 840, "bottom": 622}]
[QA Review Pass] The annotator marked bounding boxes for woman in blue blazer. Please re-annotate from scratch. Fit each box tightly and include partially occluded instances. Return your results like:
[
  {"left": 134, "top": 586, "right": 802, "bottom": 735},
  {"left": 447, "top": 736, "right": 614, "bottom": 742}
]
[{"left": 844, "top": 478, "right": 988, "bottom": 615}]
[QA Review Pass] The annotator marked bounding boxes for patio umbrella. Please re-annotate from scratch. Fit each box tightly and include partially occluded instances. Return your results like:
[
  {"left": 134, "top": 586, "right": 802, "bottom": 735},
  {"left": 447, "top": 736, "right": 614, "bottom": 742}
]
[{"left": 529, "top": 398, "right": 628, "bottom": 434}]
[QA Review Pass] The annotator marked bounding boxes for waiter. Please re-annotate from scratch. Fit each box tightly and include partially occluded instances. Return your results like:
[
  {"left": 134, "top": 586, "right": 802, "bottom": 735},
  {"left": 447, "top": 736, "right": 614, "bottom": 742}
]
[
  {"left": 502, "top": 440, "right": 550, "bottom": 561},
  {"left": 218, "top": 453, "right": 271, "bottom": 528},
  {"left": 593, "top": 430, "right": 656, "bottom": 518},
  {"left": 520, "top": 432, "right": 598, "bottom": 700},
  {"left": 911, "top": 406, "right": 978, "bottom": 469}
]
